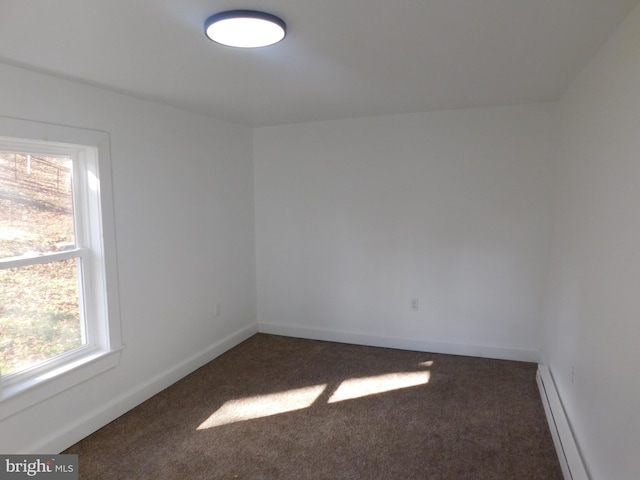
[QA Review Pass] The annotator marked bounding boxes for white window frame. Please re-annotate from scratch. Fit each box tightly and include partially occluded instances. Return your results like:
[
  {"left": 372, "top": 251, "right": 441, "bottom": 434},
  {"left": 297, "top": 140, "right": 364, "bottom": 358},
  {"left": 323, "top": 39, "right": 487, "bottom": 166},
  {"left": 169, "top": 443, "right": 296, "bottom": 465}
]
[{"left": 0, "top": 117, "right": 123, "bottom": 420}]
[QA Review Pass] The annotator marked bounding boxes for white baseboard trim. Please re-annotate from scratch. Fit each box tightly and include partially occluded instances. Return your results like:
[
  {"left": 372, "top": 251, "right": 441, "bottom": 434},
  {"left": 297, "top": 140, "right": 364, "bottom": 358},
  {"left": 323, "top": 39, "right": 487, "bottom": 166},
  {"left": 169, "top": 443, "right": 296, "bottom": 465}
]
[
  {"left": 537, "top": 365, "right": 589, "bottom": 480},
  {"left": 28, "top": 322, "right": 258, "bottom": 454},
  {"left": 258, "top": 322, "right": 541, "bottom": 363}
]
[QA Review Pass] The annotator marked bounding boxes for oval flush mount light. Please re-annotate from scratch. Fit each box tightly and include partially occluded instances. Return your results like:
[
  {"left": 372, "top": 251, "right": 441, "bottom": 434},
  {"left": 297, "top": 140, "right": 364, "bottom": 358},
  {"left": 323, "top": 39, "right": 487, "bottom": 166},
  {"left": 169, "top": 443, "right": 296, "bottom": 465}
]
[{"left": 205, "top": 10, "right": 286, "bottom": 48}]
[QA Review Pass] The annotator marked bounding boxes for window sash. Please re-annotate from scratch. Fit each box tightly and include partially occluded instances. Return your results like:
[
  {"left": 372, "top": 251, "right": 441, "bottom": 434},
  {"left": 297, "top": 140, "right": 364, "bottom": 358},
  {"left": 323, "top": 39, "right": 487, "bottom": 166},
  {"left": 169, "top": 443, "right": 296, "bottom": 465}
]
[
  {"left": 0, "top": 146, "right": 92, "bottom": 385},
  {"left": 0, "top": 248, "right": 92, "bottom": 385},
  {"left": 0, "top": 340, "right": 98, "bottom": 388},
  {"left": 0, "top": 249, "right": 87, "bottom": 269}
]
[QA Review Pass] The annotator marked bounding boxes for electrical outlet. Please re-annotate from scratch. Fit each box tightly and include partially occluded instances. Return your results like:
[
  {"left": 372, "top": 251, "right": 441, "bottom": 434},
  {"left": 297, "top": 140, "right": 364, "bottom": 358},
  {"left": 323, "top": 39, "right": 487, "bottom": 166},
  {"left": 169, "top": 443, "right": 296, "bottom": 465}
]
[
  {"left": 571, "top": 366, "right": 576, "bottom": 384},
  {"left": 411, "top": 298, "right": 419, "bottom": 311},
  {"left": 215, "top": 303, "right": 221, "bottom": 317}
]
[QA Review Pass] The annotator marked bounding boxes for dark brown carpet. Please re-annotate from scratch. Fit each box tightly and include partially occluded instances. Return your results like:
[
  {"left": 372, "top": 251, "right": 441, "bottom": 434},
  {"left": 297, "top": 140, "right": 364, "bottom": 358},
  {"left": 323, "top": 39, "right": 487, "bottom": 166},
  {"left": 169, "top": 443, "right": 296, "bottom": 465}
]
[{"left": 64, "top": 334, "right": 563, "bottom": 479}]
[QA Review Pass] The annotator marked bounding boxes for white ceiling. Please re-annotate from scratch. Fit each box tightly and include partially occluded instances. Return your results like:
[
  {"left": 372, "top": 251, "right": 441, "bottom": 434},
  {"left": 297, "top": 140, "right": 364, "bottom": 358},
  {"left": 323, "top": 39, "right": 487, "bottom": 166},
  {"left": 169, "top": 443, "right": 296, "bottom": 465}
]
[{"left": 0, "top": 0, "right": 638, "bottom": 127}]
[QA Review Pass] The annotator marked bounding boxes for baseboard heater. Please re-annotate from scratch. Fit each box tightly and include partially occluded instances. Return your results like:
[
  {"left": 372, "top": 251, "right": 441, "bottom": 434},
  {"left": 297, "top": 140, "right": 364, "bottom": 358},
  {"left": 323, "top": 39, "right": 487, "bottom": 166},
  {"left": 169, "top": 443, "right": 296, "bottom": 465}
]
[{"left": 537, "top": 365, "right": 589, "bottom": 480}]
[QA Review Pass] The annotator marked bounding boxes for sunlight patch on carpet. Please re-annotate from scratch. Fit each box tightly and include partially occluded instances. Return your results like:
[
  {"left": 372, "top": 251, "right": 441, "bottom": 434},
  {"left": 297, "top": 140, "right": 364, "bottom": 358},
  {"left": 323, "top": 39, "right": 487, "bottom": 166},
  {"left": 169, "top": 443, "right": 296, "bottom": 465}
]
[
  {"left": 197, "top": 385, "right": 326, "bottom": 429},
  {"left": 328, "top": 371, "right": 430, "bottom": 403}
]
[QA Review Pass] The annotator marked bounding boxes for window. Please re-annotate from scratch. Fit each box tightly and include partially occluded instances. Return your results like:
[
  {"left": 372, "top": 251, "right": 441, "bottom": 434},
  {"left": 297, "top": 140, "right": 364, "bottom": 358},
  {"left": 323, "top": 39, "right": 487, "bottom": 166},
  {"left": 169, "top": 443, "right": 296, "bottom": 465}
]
[{"left": 0, "top": 117, "right": 122, "bottom": 419}]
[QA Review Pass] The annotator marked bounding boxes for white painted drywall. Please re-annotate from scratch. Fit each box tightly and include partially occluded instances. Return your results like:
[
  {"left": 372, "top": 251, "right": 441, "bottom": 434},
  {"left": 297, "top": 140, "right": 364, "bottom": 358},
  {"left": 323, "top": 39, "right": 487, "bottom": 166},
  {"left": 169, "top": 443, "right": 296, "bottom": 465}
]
[
  {"left": 0, "top": 63, "right": 257, "bottom": 453},
  {"left": 544, "top": 3, "right": 640, "bottom": 478},
  {"left": 254, "top": 104, "right": 557, "bottom": 360}
]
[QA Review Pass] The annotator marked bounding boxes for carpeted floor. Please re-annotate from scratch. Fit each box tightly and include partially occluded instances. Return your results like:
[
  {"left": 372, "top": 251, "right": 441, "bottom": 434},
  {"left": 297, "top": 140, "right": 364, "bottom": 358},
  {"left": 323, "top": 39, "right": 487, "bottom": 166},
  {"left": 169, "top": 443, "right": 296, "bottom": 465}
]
[{"left": 64, "top": 334, "right": 563, "bottom": 479}]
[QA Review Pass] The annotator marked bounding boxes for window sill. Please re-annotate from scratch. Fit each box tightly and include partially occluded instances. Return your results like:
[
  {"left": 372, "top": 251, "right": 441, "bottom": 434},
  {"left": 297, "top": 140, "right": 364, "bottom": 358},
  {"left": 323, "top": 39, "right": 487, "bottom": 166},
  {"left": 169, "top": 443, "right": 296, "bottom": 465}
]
[{"left": 0, "top": 347, "right": 123, "bottom": 421}]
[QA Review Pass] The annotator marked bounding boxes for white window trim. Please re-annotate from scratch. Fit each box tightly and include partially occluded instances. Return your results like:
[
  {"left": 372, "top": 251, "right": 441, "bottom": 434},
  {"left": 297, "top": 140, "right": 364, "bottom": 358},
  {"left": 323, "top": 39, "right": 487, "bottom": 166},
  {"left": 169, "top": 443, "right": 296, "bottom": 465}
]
[{"left": 0, "top": 116, "right": 123, "bottom": 420}]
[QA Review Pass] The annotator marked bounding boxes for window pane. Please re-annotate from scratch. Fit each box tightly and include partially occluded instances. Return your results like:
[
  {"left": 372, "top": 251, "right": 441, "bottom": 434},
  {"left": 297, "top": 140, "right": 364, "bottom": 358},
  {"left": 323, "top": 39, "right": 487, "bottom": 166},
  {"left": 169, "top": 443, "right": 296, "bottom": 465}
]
[
  {"left": 0, "top": 153, "right": 75, "bottom": 259},
  {"left": 0, "top": 259, "right": 83, "bottom": 376}
]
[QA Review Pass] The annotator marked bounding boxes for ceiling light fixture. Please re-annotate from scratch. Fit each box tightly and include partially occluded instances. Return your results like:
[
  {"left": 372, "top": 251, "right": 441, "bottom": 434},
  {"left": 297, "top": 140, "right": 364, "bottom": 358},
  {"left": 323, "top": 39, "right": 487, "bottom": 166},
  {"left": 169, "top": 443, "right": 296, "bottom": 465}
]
[{"left": 204, "top": 10, "right": 286, "bottom": 48}]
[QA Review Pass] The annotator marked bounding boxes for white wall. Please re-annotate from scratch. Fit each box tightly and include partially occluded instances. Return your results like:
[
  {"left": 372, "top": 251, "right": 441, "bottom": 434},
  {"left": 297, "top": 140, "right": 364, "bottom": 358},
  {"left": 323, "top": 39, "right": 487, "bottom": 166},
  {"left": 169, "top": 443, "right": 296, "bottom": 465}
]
[
  {"left": 0, "top": 63, "right": 257, "bottom": 453},
  {"left": 254, "top": 104, "right": 557, "bottom": 361},
  {"left": 544, "top": 3, "right": 640, "bottom": 479}
]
